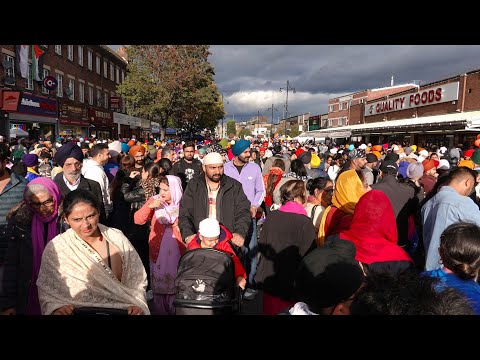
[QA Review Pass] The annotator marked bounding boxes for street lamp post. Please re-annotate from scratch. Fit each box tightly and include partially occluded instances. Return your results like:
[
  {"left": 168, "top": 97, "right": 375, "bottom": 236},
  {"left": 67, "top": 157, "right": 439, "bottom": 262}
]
[{"left": 279, "top": 80, "right": 296, "bottom": 139}]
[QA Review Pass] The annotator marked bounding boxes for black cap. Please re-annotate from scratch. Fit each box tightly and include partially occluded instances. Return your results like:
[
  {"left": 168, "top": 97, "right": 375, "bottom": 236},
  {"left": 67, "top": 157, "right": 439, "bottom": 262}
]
[
  {"left": 366, "top": 153, "right": 378, "bottom": 163},
  {"left": 384, "top": 152, "right": 399, "bottom": 162},
  {"left": 380, "top": 160, "right": 398, "bottom": 174}
]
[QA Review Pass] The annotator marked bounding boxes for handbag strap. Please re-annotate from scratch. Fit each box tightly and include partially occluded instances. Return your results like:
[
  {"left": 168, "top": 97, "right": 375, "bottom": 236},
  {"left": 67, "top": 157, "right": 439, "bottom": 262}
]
[{"left": 310, "top": 205, "right": 319, "bottom": 219}]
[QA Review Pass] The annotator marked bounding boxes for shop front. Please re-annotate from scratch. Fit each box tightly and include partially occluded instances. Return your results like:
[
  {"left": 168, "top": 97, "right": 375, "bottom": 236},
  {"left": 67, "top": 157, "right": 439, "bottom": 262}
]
[
  {"left": 2, "top": 91, "right": 58, "bottom": 141},
  {"left": 113, "top": 112, "right": 143, "bottom": 140},
  {"left": 140, "top": 118, "right": 151, "bottom": 140},
  {"left": 88, "top": 108, "right": 114, "bottom": 140},
  {"left": 58, "top": 100, "right": 89, "bottom": 138},
  {"left": 151, "top": 121, "right": 160, "bottom": 139}
]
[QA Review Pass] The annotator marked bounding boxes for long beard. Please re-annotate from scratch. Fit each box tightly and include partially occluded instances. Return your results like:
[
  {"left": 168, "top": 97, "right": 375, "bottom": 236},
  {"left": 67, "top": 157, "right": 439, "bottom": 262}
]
[{"left": 65, "top": 172, "right": 81, "bottom": 182}]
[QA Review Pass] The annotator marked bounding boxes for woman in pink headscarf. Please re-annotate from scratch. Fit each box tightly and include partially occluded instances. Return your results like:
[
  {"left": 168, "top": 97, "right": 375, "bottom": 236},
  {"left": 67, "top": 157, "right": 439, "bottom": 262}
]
[
  {"left": 134, "top": 174, "right": 185, "bottom": 315},
  {"left": 1, "top": 177, "right": 63, "bottom": 315}
]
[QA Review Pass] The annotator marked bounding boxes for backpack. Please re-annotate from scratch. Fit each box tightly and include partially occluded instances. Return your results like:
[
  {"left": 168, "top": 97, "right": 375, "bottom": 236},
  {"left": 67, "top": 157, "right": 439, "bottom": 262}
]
[{"left": 175, "top": 248, "right": 235, "bottom": 307}]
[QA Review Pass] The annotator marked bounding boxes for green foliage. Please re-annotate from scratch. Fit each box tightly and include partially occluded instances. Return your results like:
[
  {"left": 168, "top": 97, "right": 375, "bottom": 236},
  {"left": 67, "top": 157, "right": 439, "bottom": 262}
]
[
  {"left": 238, "top": 128, "right": 252, "bottom": 139},
  {"left": 226, "top": 120, "right": 236, "bottom": 137},
  {"left": 117, "top": 45, "right": 224, "bottom": 139},
  {"left": 289, "top": 124, "right": 300, "bottom": 138}
]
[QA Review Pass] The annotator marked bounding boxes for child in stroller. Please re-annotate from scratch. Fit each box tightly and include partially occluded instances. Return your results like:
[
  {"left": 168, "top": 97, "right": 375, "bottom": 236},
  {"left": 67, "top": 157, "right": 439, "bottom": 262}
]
[{"left": 174, "top": 218, "right": 246, "bottom": 315}]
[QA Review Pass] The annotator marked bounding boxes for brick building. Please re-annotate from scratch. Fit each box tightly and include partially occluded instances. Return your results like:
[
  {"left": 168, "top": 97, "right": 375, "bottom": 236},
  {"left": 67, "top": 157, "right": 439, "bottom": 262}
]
[
  {"left": 304, "top": 70, "right": 480, "bottom": 148},
  {"left": 0, "top": 45, "right": 128, "bottom": 140}
]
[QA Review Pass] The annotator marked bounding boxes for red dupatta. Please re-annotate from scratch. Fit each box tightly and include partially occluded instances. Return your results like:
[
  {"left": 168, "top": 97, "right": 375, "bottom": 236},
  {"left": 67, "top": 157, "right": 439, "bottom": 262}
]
[{"left": 339, "top": 190, "right": 412, "bottom": 264}]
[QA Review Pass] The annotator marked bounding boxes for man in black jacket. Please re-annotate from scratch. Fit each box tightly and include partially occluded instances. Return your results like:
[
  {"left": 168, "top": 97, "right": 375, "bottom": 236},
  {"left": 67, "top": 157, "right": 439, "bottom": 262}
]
[
  {"left": 179, "top": 152, "right": 251, "bottom": 247},
  {"left": 53, "top": 142, "right": 107, "bottom": 224}
]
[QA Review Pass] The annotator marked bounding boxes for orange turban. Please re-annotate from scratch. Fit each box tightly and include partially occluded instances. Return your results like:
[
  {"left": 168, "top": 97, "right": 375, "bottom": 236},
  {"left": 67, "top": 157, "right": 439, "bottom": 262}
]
[
  {"left": 127, "top": 139, "right": 136, "bottom": 147},
  {"left": 372, "top": 145, "right": 382, "bottom": 152},
  {"left": 457, "top": 159, "right": 475, "bottom": 170},
  {"left": 129, "top": 145, "right": 146, "bottom": 157}
]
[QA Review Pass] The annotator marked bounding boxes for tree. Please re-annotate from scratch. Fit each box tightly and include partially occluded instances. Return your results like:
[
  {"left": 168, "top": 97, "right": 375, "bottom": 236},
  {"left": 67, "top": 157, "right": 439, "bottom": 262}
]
[
  {"left": 226, "top": 120, "right": 236, "bottom": 138},
  {"left": 117, "top": 45, "right": 225, "bottom": 140},
  {"left": 290, "top": 124, "right": 300, "bottom": 138},
  {"left": 238, "top": 128, "right": 252, "bottom": 139}
]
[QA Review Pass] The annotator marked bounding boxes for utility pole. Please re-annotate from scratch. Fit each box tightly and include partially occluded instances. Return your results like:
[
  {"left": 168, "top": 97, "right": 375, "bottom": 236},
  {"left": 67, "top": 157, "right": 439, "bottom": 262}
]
[
  {"left": 279, "top": 80, "right": 296, "bottom": 139},
  {"left": 220, "top": 93, "right": 228, "bottom": 139}
]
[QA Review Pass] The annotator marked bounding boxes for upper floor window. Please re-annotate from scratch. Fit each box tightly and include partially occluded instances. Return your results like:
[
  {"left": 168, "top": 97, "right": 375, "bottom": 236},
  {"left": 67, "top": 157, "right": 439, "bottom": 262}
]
[
  {"left": 115, "top": 67, "right": 120, "bottom": 84},
  {"left": 110, "top": 63, "right": 114, "bottom": 81},
  {"left": 79, "top": 82, "right": 85, "bottom": 103},
  {"left": 68, "top": 78, "right": 75, "bottom": 100},
  {"left": 96, "top": 56, "right": 101, "bottom": 74},
  {"left": 104, "top": 91, "right": 109, "bottom": 108},
  {"left": 25, "top": 64, "right": 34, "bottom": 90},
  {"left": 329, "top": 105, "right": 334, "bottom": 112},
  {"left": 56, "top": 74, "right": 63, "bottom": 98},
  {"left": 67, "top": 45, "right": 74, "bottom": 61},
  {"left": 55, "top": 45, "right": 62, "bottom": 55},
  {"left": 103, "top": 60, "right": 108, "bottom": 78},
  {"left": 87, "top": 50, "right": 93, "bottom": 70},
  {"left": 4, "top": 55, "right": 15, "bottom": 79},
  {"left": 88, "top": 86, "right": 94, "bottom": 105},
  {"left": 121, "top": 70, "right": 125, "bottom": 83},
  {"left": 78, "top": 45, "right": 84, "bottom": 66},
  {"left": 42, "top": 69, "right": 49, "bottom": 94}
]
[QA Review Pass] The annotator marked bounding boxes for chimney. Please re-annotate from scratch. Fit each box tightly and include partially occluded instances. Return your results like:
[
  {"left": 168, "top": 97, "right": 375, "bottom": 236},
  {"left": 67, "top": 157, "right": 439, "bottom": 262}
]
[{"left": 391, "top": 75, "right": 394, "bottom": 87}]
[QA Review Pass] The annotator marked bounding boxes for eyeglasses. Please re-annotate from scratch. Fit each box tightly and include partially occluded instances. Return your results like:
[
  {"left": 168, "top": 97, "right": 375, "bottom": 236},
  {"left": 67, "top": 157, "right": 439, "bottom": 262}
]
[{"left": 30, "top": 198, "right": 54, "bottom": 208}]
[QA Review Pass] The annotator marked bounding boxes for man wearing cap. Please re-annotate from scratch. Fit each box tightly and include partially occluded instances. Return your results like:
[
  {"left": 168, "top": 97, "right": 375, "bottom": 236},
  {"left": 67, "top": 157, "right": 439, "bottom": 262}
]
[
  {"left": 179, "top": 151, "right": 251, "bottom": 251},
  {"left": 172, "top": 141, "right": 203, "bottom": 191},
  {"left": 419, "top": 159, "right": 439, "bottom": 196},
  {"left": 346, "top": 148, "right": 367, "bottom": 171},
  {"left": 371, "top": 160, "right": 418, "bottom": 249},
  {"left": 0, "top": 144, "right": 27, "bottom": 227},
  {"left": 422, "top": 167, "right": 480, "bottom": 271},
  {"left": 362, "top": 153, "right": 378, "bottom": 186},
  {"left": 53, "top": 142, "right": 107, "bottom": 224},
  {"left": 224, "top": 139, "right": 265, "bottom": 299}
]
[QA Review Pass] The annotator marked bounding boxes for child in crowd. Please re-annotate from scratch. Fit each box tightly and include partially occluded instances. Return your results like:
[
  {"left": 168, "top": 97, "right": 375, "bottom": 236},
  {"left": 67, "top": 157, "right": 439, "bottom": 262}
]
[{"left": 187, "top": 218, "right": 247, "bottom": 290}]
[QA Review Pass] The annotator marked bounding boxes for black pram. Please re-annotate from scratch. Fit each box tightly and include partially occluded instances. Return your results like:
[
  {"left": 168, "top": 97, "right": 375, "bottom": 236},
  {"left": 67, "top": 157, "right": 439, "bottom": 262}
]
[{"left": 174, "top": 248, "right": 242, "bottom": 315}]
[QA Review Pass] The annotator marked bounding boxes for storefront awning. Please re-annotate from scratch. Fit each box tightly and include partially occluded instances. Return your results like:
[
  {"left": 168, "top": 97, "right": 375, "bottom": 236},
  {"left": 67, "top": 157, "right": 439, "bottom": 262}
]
[{"left": 302, "top": 110, "right": 480, "bottom": 138}]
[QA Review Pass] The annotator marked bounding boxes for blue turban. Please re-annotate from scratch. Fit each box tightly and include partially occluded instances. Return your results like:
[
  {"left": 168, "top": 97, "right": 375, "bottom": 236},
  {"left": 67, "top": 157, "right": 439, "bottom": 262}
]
[
  {"left": 232, "top": 139, "right": 251, "bottom": 157},
  {"left": 22, "top": 153, "right": 38, "bottom": 167},
  {"left": 121, "top": 142, "right": 130, "bottom": 154},
  {"left": 54, "top": 142, "right": 84, "bottom": 167}
]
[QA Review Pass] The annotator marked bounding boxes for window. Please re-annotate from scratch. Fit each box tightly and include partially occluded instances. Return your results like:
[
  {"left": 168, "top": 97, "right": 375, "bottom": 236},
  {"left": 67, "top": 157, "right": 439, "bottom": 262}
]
[
  {"left": 103, "top": 60, "right": 108, "bottom": 78},
  {"left": 42, "top": 69, "right": 49, "bottom": 94},
  {"left": 110, "top": 62, "right": 114, "bottom": 80},
  {"left": 344, "top": 101, "right": 348, "bottom": 109},
  {"left": 96, "top": 56, "right": 101, "bottom": 74},
  {"left": 96, "top": 89, "right": 102, "bottom": 106},
  {"left": 25, "top": 65, "right": 34, "bottom": 90},
  {"left": 5, "top": 55, "right": 15, "bottom": 79},
  {"left": 79, "top": 82, "right": 84, "bottom": 103},
  {"left": 115, "top": 67, "right": 119, "bottom": 84},
  {"left": 345, "top": 117, "right": 349, "bottom": 126},
  {"left": 339, "top": 102, "right": 344, "bottom": 110},
  {"left": 88, "top": 86, "right": 94, "bottom": 105},
  {"left": 56, "top": 74, "right": 63, "bottom": 97},
  {"left": 359, "top": 98, "right": 365, "bottom": 104},
  {"left": 121, "top": 70, "right": 125, "bottom": 83},
  {"left": 104, "top": 91, "right": 109, "bottom": 108},
  {"left": 329, "top": 105, "right": 334, "bottom": 112},
  {"left": 68, "top": 78, "right": 75, "bottom": 100},
  {"left": 338, "top": 118, "right": 343, "bottom": 126},
  {"left": 67, "top": 45, "right": 74, "bottom": 61},
  {"left": 87, "top": 50, "right": 93, "bottom": 70},
  {"left": 55, "top": 45, "right": 62, "bottom": 55},
  {"left": 328, "top": 119, "right": 333, "bottom": 127},
  {"left": 78, "top": 46, "right": 84, "bottom": 66}
]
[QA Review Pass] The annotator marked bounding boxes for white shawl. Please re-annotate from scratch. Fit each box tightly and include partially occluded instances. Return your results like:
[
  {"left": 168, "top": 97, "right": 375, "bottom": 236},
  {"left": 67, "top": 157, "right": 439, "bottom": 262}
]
[{"left": 37, "top": 224, "right": 150, "bottom": 315}]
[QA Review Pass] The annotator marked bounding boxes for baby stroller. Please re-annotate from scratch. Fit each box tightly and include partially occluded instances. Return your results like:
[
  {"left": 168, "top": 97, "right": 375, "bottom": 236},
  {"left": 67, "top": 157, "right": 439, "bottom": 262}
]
[{"left": 174, "top": 248, "right": 242, "bottom": 315}]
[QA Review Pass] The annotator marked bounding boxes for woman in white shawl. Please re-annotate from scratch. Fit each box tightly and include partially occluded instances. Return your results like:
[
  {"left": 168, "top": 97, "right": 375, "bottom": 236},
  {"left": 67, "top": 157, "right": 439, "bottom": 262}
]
[{"left": 37, "top": 189, "right": 149, "bottom": 315}]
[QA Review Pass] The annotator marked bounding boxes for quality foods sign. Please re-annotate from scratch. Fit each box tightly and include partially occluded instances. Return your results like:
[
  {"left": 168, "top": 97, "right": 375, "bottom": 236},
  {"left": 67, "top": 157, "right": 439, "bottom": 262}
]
[{"left": 365, "top": 82, "right": 459, "bottom": 116}]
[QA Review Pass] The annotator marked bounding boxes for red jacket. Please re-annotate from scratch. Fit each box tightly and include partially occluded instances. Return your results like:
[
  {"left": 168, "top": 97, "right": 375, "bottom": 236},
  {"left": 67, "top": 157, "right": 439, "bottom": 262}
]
[{"left": 187, "top": 224, "right": 247, "bottom": 280}]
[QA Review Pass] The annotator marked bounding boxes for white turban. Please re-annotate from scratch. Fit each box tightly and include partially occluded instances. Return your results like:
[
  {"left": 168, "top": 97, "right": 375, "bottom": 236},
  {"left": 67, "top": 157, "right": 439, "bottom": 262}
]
[
  {"left": 199, "top": 218, "right": 220, "bottom": 238},
  {"left": 203, "top": 152, "right": 224, "bottom": 165}
]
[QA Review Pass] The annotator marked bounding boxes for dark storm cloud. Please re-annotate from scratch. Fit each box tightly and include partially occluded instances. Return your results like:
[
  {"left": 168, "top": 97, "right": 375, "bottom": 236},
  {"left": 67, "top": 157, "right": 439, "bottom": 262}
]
[{"left": 209, "top": 45, "right": 480, "bottom": 121}]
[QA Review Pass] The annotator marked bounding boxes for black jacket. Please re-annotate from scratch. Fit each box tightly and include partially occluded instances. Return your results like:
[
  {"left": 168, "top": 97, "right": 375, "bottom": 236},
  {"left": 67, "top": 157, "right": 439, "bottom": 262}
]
[
  {"left": 179, "top": 174, "right": 251, "bottom": 240},
  {"left": 172, "top": 158, "right": 203, "bottom": 191},
  {"left": 53, "top": 173, "right": 107, "bottom": 224}
]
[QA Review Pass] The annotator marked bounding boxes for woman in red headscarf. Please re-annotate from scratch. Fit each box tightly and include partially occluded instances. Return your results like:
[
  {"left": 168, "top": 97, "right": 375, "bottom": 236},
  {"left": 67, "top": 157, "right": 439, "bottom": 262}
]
[{"left": 333, "top": 190, "right": 413, "bottom": 275}]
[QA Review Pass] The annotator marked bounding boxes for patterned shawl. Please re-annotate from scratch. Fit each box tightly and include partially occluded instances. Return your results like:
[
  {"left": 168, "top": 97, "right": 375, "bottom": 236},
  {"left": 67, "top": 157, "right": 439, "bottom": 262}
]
[{"left": 36, "top": 224, "right": 150, "bottom": 315}]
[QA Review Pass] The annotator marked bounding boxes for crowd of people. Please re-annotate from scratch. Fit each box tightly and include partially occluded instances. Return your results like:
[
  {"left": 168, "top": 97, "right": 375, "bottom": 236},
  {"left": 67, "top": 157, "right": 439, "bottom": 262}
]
[{"left": 0, "top": 133, "right": 480, "bottom": 315}]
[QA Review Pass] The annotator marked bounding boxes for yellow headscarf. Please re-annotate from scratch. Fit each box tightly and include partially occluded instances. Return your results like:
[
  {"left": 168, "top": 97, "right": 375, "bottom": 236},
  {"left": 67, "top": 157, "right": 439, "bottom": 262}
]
[{"left": 317, "top": 170, "right": 365, "bottom": 245}]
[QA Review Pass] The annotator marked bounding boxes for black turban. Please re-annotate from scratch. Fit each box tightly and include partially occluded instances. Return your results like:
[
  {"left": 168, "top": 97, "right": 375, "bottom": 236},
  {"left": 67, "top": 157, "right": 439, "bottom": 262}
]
[{"left": 54, "top": 142, "right": 84, "bottom": 167}]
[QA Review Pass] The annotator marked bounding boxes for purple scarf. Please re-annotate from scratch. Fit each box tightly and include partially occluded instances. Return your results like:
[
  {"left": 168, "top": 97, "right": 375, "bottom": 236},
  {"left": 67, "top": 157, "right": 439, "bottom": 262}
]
[
  {"left": 279, "top": 201, "right": 308, "bottom": 216},
  {"left": 24, "top": 177, "right": 62, "bottom": 315},
  {"left": 154, "top": 175, "right": 183, "bottom": 224}
]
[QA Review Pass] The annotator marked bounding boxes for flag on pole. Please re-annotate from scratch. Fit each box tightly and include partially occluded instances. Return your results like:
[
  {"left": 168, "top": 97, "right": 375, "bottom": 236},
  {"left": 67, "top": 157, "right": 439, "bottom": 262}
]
[
  {"left": 31, "top": 45, "right": 45, "bottom": 82},
  {"left": 15, "top": 45, "right": 29, "bottom": 78}
]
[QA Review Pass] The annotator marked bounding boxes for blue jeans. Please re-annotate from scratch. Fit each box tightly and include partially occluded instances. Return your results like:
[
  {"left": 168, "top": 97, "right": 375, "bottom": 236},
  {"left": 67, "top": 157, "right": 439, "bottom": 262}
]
[{"left": 243, "top": 219, "right": 257, "bottom": 289}]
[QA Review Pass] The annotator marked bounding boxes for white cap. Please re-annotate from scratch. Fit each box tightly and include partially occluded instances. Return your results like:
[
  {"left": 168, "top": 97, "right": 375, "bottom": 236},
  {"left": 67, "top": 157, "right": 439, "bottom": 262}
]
[
  {"left": 419, "top": 150, "right": 429, "bottom": 157},
  {"left": 392, "top": 144, "right": 399, "bottom": 151},
  {"left": 203, "top": 152, "right": 224, "bottom": 165},
  {"left": 230, "top": 140, "right": 235, "bottom": 145},
  {"left": 199, "top": 218, "right": 220, "bottom": 238},
  {"left": 358, "top": 144, "right": 367, "bottom": 150},
  {"left": 330, "top": 148, "right": 338, "bottom": 154},
  {"left": 438, "top": 159, "right": 450, "bottom": 170}
]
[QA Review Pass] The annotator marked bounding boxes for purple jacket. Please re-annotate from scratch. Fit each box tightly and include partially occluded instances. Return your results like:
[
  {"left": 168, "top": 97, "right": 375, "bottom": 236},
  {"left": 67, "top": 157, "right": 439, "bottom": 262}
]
[{"left": 224, "top": 160, "right": 265, "bottom": 208}]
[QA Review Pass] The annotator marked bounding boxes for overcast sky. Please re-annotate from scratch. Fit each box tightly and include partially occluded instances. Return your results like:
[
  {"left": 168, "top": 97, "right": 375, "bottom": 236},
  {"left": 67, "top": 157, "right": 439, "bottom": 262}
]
[{"left": 110, "top": 45, "right": 480, "bottom": 124}]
